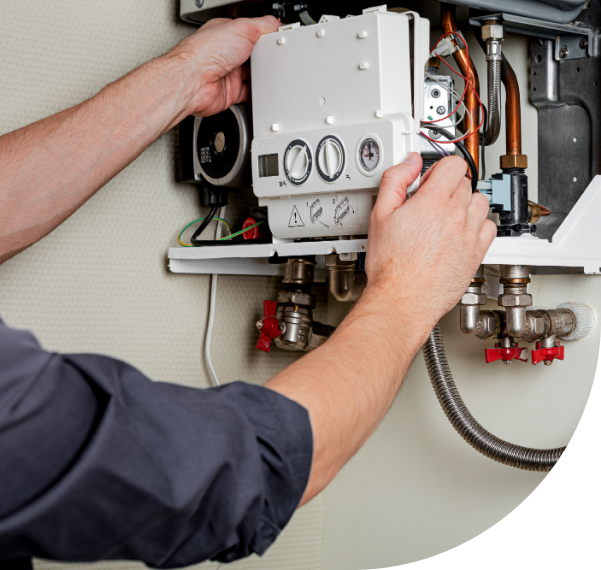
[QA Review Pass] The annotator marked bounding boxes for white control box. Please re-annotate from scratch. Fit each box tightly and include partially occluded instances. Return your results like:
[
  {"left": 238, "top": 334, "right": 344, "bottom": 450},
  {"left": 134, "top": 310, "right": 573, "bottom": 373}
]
[{"left": 251, "top": 10, "right": 429, "bottom": 239}]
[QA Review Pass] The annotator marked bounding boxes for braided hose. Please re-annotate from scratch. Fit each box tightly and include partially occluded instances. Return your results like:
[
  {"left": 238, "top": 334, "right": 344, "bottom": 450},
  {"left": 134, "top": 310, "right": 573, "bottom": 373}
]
[
  {"left": 485, "top": 58, "right": 502, "bottom": 146},
  {"left": 423, "top": 325, "right": 564, "bottom": 471}
]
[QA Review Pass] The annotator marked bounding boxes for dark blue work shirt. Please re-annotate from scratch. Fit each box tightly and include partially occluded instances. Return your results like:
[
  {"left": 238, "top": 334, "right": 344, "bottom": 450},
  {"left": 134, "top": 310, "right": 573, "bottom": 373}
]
[{"left": 0, "top": 319, "right": 313, "bottom": 567}]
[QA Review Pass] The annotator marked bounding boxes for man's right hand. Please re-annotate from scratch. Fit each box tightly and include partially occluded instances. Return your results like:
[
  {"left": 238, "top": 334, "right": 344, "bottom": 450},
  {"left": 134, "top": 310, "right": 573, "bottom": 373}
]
[{"left": 364, "top": 152, "right": 496, "bottom": 342}]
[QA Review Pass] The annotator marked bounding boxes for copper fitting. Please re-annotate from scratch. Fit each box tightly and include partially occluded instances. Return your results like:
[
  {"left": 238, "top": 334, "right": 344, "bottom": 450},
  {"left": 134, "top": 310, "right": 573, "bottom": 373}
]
[
  {"left": 500, "top": 53, "right": 528, "bottom": 170},
  {"left": 499, "top": 278, "right": 531, "bottom": 285},
  {"left": 528, "top": 201, "right": 551, "bottom": 224},
  {"left": 441, "top": 4, "right": 480, "bottom": 176}
]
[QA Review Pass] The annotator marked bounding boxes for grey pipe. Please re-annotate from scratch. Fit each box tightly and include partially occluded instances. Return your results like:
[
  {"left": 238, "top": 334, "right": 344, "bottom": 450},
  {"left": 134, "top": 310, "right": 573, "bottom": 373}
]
[
  {"left": 423, "top": 324, "right": 564, "bottom": 471},
  {"left": 439, "top": 0, "right": 585, "bottom": 25}
]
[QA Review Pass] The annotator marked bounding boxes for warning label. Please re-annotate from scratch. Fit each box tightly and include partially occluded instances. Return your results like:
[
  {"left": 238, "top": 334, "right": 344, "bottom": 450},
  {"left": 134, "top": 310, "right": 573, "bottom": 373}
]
[
  {"left": 284, "top": 195, "right": 361, "bottom": 234},
  {"left": 288, "top": 205, "right": 305, "bottom": 227}
]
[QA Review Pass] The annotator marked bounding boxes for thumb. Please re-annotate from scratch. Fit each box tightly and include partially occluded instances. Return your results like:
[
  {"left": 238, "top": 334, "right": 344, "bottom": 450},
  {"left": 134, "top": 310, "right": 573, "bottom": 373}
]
[{"left": 372, "top": 153, "right": 422, "bottom": 218}]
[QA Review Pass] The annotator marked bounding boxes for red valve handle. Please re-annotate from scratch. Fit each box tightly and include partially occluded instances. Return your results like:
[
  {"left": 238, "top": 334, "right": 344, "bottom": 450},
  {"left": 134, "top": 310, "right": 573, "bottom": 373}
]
[
  {"left": 531, "top": 342, "right": 564, "bottom": 365},
  {"left": 256, "top": 300, "right": 281, "bottom": 353},
  {"left": 485, "top": 343, "right": 529, "bottom": 364}
]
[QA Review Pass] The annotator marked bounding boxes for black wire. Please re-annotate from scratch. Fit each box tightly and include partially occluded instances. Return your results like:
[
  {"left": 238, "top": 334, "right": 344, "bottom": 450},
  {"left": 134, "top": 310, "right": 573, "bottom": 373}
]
[
  {"left": 420, "top": 124, "right": 478, "bottom": 193},
  {"left": 480, "top": 103, "right": 488, "bottom": 180},
  {"left": 190, "top": 206, "right": 218, "bottom": 246}
]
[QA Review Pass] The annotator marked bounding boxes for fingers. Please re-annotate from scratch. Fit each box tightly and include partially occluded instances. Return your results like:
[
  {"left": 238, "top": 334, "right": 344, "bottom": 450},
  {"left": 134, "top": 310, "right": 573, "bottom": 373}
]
[
  {"left": 235, "top": 15, "right": 280, "bottom": 43},
  {"left": 235, "top": 82, "right": 250, "bottom": 104},
  {"left": 420, "top": 159, "right": 441, "bottom": 186},
  {"left": 449, "top": 174, "right": 472, "bottom": 210},
  {"left": 466, "top": 192, "right": 492, "bottom": 236},
  {"left": 478, "top": 219, "right": 497, "bottom": 256},
  {"left": 419, "top": 156, "right": 469, "bottom": 199},
  {"left": 372, "top": 153, "right": 422, "bottom": 218}
]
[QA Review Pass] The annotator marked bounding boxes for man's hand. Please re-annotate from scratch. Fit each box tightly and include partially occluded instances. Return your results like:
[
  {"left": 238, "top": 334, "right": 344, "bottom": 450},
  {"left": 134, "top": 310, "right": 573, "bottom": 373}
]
[
  {"left": 365, "top": 152, "right": 496, "bottom": 340},
  {"left": 268, "top": 153, "right": 496, "bottom": 506},
  {"left": 170, "top": 16, "right": 279, "bottom": 117}
]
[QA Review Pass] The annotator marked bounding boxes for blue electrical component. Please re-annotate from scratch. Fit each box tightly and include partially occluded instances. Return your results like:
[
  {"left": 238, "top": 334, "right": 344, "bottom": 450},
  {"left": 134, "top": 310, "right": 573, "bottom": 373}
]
[{"left": 477, "top": 174, "right": 512, "bottom": 213}]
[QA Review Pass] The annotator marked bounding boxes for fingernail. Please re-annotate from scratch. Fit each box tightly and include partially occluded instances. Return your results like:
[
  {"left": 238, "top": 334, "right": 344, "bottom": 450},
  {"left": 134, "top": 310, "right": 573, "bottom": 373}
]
[{"left": 402, "top": 152, "right": 419, "bottom": 165}]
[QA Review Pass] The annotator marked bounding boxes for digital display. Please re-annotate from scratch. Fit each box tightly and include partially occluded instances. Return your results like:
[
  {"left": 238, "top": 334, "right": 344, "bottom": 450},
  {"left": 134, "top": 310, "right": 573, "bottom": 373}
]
[{"left": 259, "top": 154, "right": 279, "bottom": 178}]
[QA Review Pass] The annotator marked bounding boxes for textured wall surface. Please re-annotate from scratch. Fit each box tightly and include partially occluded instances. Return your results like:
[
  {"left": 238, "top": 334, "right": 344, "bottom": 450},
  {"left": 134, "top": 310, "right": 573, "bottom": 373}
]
[{"left": 0, "top": 1, "right": 323, "bottom": 569}]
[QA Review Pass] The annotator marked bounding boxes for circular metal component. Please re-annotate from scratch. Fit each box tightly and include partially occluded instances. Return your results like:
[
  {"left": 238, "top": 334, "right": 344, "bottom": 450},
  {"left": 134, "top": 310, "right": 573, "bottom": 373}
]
[
  {"left": 316, "top": 135, "right": 345, "bottom": 182},
  {"left": 436, "top": 105, "right": 446, "bottom": 115},
  {"left": 194, "top": 104, "right": 251, "bottom": 187},
  {"left": 580, "top": 38, "right": 589, "bottom": 50},
  {"left": 499, "top": 278, "right": 531, "bottom": 284},
  {"left": 559, "top": 45, "right": 569, "bottom": 58},
  {"left": 195, "top": 0, "right": 204, "bottom": 7},
  {"left": 471, "top": 278, "right": 486, "bottom": 284},
  {"left": 358, "top": 138, "right": 380, "bottom": 172},
  {"left": 283, "top": 139, "right": 312, "bottom": 186},
  {"left": 431, "top": 88, "right": 441, "bottom": 98}
]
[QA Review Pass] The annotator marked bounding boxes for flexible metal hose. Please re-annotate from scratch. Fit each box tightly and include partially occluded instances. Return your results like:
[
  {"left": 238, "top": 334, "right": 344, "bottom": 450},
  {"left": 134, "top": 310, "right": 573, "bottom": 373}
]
[
  {"left": 423, "top": 325, "right": 565, "bottom": 471},
  {"left": 485, "top": 57, "right": 502, "bottom": 146}
]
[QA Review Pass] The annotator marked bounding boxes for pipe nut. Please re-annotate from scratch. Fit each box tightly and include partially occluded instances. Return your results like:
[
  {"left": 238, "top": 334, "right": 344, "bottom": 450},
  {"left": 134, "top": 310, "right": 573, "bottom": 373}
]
[
  {"left": 500, "top": 154, "right": 528, "bottom": 170},
  {"left": 482, "top": 24, "right": 504, "bottom": 41},
  {"left": 277, "top": 290, "right": 316, "bottom": 307},
  {"left": 499, "top": 293, "right": 533, "bottom": 307},
  {"left": 461, "top": 292, "right": 488, "bottom": 306}
]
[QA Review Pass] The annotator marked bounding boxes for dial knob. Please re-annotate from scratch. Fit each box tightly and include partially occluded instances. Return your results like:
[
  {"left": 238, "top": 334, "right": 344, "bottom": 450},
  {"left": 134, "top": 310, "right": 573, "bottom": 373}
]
[
  {"left": 284, "top": 139, "right": 312, "bottom": 185},
  {"left": 359, "top": 138, "right": 381, "bottom": 172},
  {"left": 317, "top": 135, "right": 345, "bottom": 182}
]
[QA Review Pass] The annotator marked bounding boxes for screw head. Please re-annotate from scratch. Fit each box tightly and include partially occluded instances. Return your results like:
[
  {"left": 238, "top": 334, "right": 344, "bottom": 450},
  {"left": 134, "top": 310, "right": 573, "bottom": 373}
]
[
  {"left": 431, "top": 89, "right": 441, "bottom": 98},
  {"left": 580, "top": 37, "right": 588, "bottom": 50},
  {"left": 436, "top": 105, "right": 446, "bottom": 115},
  {"left": 559, "top": 45, "right": 569, "bottom": 59},
  {"left": 196, "top": 0, "right": 204, "bottom": 7}
]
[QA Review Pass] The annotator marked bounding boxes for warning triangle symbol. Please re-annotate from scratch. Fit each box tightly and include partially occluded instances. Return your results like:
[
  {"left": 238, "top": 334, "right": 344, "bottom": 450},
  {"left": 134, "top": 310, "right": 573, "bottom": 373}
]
[{"left": 288, "top": 205, "right": 305, "bottom": 227}]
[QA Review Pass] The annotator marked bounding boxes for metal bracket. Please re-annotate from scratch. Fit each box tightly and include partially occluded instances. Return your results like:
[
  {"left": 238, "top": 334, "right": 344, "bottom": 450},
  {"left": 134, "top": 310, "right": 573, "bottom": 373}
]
[{"left": 470, "top": 13, "right": 594, "bottom": 61}]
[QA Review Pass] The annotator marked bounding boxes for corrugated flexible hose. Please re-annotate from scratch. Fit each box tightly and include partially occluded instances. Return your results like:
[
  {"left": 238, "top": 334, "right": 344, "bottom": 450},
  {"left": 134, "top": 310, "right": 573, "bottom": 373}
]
[
  {"left": 423, "top": 325, "right": 565, "bottom": 471},
  {"left": 485, "top": 57, "right": 502, "bottom": 146}
]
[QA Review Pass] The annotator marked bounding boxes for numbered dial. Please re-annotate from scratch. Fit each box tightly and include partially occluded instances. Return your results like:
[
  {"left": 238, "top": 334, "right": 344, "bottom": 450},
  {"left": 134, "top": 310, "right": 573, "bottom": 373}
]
[
  {"left": 284, "top": 139, "right": 312, "bottom": 185},
  {"left": 316, "top": 135, "right": 345, "bottom": 183},
  {"left": 359, "top": 138, "right": 381, "bottom": 172}
]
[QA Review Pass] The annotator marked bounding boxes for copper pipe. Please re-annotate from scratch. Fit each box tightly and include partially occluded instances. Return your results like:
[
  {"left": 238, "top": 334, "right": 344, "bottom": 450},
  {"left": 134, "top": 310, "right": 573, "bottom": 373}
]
[
  {"left": 501, "top": 55, "right": 521, "bottom": 156},
  {"left": 500, "top": 54, "right": 528, "bottom": 169},
  {"left": 441, "top": 4, "right": 480, "bottom": 176}
]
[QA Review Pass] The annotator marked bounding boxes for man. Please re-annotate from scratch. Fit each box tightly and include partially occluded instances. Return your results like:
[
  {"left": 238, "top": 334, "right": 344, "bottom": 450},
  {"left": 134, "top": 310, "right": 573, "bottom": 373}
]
[{"left": 0, "top": 15, "right": 495, "bottom": 568}]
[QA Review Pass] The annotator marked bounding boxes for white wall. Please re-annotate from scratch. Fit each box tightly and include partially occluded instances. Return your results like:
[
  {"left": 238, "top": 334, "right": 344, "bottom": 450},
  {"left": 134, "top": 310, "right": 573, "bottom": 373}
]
[
  {"left": 0, "top": 2, "right": 323, "bottom": 569},
  {"left": 321, "top": 31, "right": 600, "bottom": 569}
]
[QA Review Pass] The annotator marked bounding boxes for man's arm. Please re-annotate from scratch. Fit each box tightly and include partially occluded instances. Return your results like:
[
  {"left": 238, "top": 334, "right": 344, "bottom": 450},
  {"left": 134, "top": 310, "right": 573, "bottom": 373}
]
[
  {"left": 267, "top": 153, "right": 496, "bottom": 504},
  {"left": 0, "top": 16, "right": 278, "bottom": 264}
]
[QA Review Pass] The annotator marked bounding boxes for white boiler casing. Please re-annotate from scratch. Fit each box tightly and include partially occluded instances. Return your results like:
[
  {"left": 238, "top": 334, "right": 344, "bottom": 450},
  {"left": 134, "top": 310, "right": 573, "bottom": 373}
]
[{"left": 250, "top": 10, "right": 429, "bottom": 239}]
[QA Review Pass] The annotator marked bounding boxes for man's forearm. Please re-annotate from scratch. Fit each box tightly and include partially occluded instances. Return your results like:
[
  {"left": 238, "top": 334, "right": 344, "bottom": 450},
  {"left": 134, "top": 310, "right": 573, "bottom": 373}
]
[
  {"left": 266, "top": 288, "right": 431, "bottom": 505},
  {"left": 0, "top": 52, "right": 193, "bottom": 263}
]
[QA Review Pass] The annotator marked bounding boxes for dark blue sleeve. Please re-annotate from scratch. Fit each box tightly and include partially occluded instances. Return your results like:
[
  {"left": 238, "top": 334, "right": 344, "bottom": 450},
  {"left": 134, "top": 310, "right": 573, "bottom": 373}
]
[{"left": 0, "top": 320, "right": 313, "bottom": 568}]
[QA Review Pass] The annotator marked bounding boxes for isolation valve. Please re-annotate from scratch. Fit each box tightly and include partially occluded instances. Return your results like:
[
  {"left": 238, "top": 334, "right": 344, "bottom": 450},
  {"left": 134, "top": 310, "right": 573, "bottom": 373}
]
[
  {"left": 256, "top": 300, "right": 282, "bottom": 353},
  {"left": 531, "top": 340, "right": 565, "bottom": 366},
  {"left": 485, "top": 341, "right": 528, "bottom": 364}
]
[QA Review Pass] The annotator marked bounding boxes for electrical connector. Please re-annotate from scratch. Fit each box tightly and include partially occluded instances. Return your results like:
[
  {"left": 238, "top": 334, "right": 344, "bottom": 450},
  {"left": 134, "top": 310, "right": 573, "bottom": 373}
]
[{"left": 430, "top": 37, "right": 458, "bottom": 59}]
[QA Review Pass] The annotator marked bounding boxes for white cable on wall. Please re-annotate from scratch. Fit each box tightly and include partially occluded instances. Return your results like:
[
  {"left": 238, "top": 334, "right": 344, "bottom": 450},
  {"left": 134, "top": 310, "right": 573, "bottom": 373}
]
[{"left": 204, "top": 206, "right": 226, "bottom": 387}]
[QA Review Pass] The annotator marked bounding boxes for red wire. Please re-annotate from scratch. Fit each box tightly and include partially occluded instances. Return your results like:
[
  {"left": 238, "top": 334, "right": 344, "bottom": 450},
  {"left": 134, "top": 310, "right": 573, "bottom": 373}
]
[{"left": 421, "top": 31, "right": 485, "bottom": 145}]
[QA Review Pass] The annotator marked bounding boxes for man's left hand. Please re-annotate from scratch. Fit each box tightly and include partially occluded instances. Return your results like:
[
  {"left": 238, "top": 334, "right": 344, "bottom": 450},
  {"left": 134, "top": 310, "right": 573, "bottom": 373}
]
[{"left": 170, "top": 16, "right": 279, "bottom": 117}]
